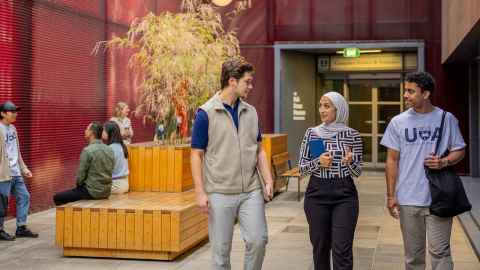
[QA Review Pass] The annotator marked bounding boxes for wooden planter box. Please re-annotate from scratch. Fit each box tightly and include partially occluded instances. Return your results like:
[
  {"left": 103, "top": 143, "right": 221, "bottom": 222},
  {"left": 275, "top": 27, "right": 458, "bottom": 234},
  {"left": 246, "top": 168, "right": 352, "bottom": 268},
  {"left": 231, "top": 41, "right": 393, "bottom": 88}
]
[
  {"left": 128, "top": 143, "right": 192, "bottom": 193},
  {"left": 262, "top": 134, "right": 289, "bottom": 192},
  {"left": 55, "top": 191, "right": 208, "bottom": 260}
]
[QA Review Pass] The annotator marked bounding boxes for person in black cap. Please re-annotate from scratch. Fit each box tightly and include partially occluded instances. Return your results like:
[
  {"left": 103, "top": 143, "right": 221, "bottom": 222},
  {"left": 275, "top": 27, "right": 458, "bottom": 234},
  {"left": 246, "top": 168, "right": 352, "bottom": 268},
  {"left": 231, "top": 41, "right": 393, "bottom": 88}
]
[{"left": 0, "top": 101, "right": 38, "bottom": 240}]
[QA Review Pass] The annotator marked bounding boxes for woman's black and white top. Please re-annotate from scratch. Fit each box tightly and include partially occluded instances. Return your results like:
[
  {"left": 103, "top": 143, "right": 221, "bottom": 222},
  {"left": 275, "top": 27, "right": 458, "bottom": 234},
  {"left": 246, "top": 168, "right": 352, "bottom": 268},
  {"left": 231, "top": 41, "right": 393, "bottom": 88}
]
[{"left": 298, "top": 127, "right": 363, "bottom": 179}]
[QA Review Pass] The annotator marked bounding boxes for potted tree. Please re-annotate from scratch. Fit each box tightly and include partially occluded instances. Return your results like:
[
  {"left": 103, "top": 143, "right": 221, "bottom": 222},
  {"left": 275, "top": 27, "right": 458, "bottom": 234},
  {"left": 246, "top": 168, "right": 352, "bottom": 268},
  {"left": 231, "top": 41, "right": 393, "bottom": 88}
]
[{"left": 95, "top": 0, "right": 246, "bottom": 192}]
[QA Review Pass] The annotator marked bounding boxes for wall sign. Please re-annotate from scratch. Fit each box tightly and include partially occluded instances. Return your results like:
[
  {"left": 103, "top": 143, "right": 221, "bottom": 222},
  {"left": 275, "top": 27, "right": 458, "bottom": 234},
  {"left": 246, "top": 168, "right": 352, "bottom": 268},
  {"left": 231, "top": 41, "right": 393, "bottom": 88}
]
[
  {"left": 329, "top": 53, "right": 417, "bottom": 72},
  {"left": 293, "top": 91, "right": 306, "bottom": 121}
]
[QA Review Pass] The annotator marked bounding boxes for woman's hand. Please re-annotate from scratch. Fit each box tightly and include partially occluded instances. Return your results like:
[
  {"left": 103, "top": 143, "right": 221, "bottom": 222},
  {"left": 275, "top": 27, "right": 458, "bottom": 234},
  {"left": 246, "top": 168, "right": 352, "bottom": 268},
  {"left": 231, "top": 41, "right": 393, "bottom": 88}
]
[
  {"left": 342, "top": 147, "right": 353, "bottom": 165},
  {"left": 319, "top": 152, "right": 332, "bottom": 168}
]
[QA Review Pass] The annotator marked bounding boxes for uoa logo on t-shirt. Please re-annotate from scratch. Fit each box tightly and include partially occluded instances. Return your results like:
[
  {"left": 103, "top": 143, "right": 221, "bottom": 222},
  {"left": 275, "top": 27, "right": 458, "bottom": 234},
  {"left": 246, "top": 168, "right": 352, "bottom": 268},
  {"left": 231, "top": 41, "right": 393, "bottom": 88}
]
[
  {"left": 405, "top": 127, "right": 440, "bottom": 143},
  {"left": 6, "top": 132, "right": 17, "bottom": 143}
]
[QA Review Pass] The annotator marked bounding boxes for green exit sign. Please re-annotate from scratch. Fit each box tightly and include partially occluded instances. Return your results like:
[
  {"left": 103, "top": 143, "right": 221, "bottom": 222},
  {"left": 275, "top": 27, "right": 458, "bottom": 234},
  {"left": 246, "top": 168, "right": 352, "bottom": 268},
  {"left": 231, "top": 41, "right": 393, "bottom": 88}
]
[{"left": 343, "top": 48, "right": 360, "bottom": 57}]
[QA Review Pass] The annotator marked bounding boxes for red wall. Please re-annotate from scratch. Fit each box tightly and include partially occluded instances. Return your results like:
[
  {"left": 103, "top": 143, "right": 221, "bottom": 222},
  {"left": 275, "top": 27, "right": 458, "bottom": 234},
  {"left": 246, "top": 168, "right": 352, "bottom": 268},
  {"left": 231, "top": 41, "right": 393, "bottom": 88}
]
[
  {"left": 1, "top": 1, "right": 33, "bottom": 214},
  {"left": 27, "top": 2, "right": 107, "bottom": 211},
  {"left": 2, "top": 0, "right": 466, "bottom": 213}
]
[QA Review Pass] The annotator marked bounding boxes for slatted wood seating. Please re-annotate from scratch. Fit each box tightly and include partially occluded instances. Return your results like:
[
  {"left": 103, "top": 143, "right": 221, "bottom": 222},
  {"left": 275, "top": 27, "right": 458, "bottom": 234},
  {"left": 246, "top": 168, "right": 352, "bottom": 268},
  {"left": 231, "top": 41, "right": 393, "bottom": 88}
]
[
  {"left": 55, "top": 190, "right": 208, "bottom": 260},
  {"left": 271, "top": 152, "right": 302, "bottom": 201},
  {"left": 55, "top": 143, "right": 208, "bottom": 261}
]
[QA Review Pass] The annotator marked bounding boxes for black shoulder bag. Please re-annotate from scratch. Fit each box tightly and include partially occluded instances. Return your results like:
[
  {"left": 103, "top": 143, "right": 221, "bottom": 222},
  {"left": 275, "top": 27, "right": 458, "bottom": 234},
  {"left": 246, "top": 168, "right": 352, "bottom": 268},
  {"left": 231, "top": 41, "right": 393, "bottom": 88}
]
[{"left": 425, "top": 111, "right": 471, "bottom": 217}]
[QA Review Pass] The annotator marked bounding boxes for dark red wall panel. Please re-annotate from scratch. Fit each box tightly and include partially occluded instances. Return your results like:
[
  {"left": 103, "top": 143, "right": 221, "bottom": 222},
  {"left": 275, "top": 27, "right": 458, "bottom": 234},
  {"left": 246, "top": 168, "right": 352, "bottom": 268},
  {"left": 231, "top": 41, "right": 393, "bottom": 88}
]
[
  {"left": 230, "top": 0, "right": 270, "bottom": 45},
  {"left": 312, "top": 0, "right": 352, "bottom": 40},
  {"left": 36, "top": 0, "right": 105, "bottom": 19},
  {"left": 106, "top": 0, "right": 156, "bottom": 26},
  {"left": 442, "top": 64, "right": 470, "bottom": 174},
  {"left": 352, "top": 0, "right": 372, "bottom": 40},
  {"left": 28, "top": 2, "right": 107, "bottom": 211},
  {"left": 156, "top": 0, "right": 180, "bottom": 14},
  {"left": 1, "top": 1, "right": 33, "bottom": 214},
  {"left": 272, "top": 0, "right": 437, "bottom": 42},
  {"left": 0, "top": 1, "right": 17, "bottom": 101},
  {"left": 274, "top": 0, "right": 310, "bottom": 41},
  {"left": 241, "top": 47, "right": 274, "bottom": 133}
]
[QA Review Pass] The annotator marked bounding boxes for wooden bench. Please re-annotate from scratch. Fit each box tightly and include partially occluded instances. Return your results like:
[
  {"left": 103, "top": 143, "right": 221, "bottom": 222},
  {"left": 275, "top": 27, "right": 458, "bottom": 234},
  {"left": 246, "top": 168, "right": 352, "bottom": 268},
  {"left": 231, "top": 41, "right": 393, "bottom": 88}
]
[
  {"left": 262, "top": 134, "right": 289, "bottom": 192},
  {"left": 272, "top": 152, "right": 302, "bottom": 201},
  {"left": 55, "top": 190, "right": 208, "bottom": 260},
  {"left": 55, "top": 143, "right": 208, "bottom": 261}
]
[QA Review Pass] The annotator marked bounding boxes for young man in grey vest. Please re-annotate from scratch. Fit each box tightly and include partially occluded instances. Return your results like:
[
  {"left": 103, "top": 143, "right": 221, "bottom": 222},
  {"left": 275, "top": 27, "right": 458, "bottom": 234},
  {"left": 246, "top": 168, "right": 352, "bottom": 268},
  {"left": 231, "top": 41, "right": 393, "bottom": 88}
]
[
  {"left": 381, "top": 72, "right": 466, "bottom": 270},
  {"left": 191, "top": 58, "right": 274, "bottom": 270}
]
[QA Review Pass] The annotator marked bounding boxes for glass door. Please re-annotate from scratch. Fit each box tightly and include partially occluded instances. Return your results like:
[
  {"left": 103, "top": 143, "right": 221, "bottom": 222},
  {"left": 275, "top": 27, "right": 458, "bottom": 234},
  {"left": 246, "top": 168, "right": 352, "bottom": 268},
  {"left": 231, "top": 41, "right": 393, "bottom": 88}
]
[
  {"left": 346, "top": 80, "right": 373, "bottom": 163},
  {"left": 376, "top": 80, "right": 403, "bottom": 164},
  {"left": 346, "top": 78, "right": 403, "bottom": 168}
]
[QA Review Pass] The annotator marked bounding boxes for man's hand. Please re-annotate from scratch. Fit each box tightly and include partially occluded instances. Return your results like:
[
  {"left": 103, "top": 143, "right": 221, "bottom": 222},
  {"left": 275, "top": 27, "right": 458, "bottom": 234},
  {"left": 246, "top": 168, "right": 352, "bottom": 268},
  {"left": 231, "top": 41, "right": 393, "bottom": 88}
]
[
  {"left": 319, "top": 152, "right": 332, "bottom": 168},
  {"left": 23, "top": 169, "right": 33, "bottom": 178},
  {"left": 263, "top": 181, "right": 274, "bottom": 202},
  {"left": 424, "top": 154, "right": 447, "bottom": 170},
  {"left": 387, "top": 196, "right": 400, "bottom": 219},
  {"left": 195, "top": 191, "right": 209, "bottom": 214}
]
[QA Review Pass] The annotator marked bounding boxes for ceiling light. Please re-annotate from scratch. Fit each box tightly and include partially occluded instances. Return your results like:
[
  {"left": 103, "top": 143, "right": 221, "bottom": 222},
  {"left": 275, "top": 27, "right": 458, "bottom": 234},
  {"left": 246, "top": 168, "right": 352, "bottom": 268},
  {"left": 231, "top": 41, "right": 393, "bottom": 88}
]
[
  {"left": 360, "top": 49, "right": 382, "bottom": 53},
  {"left": 336, "top": 49, "right": 382, "bottom": 54},
  {"left": 212, "top": 0, "right": 233, "bottom": 6}
]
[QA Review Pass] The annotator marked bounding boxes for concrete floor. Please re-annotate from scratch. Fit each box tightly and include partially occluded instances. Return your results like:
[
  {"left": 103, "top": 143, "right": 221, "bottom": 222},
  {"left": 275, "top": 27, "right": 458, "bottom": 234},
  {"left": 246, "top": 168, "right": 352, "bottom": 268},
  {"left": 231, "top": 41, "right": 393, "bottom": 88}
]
[{"left": 0, "top": 172, "right": 478, "bottom": 270}]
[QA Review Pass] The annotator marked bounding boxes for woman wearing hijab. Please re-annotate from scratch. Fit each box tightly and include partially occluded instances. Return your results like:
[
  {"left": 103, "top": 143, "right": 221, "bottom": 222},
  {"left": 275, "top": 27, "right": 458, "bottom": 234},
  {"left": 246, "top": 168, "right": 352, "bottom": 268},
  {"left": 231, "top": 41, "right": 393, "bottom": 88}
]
[{"left": 299, "top": 92, "right": 363, "bottom": 270}]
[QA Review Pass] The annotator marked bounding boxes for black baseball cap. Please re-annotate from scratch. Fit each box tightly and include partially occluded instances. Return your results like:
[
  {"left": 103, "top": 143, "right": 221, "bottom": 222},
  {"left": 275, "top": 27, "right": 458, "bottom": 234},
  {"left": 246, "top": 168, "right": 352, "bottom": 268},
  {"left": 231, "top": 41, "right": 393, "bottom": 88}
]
[{"left": 0, "top": 101, "right": 21, "bottom": 112}]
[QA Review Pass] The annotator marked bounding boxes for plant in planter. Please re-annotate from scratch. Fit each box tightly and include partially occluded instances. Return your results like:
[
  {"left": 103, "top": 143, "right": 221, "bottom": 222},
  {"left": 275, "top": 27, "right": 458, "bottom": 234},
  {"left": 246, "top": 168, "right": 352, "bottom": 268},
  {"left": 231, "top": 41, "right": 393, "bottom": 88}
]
[{"left": 95, "top": 0, "right": 247, "bottom": 144}]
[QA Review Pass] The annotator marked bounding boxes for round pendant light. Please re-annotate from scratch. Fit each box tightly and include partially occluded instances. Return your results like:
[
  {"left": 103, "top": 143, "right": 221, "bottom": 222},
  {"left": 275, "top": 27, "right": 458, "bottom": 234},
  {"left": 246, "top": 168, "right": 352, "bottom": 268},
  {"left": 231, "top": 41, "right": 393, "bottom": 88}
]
[{"left": 212, "top": 0, "right": 233, "bottom": 7}]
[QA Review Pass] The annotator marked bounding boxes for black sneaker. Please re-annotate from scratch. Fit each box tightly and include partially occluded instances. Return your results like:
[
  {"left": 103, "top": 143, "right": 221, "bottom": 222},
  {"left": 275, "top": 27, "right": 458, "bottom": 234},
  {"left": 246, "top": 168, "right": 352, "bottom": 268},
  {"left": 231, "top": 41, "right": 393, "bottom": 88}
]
[
  {"left": 0, "top": 230, "right": 15, "bottom": 241},
  {"left": 15, "top": 226, "right": 38, "bottom": 238}
]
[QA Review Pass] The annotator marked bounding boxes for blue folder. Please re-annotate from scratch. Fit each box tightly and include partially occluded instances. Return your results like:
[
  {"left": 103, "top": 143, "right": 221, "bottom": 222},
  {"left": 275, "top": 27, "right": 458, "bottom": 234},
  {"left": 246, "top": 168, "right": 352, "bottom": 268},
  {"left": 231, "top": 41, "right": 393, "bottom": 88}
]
[{"left": 309, "top": 139, "right": 326, "bottom": 159}]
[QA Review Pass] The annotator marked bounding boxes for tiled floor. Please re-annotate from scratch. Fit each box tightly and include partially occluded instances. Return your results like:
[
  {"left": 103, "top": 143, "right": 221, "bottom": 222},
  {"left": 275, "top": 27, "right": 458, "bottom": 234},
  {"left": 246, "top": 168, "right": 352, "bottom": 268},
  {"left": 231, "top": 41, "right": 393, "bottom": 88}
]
[{"left": 0, "top": 172, "right": 478, "bottom": 269}]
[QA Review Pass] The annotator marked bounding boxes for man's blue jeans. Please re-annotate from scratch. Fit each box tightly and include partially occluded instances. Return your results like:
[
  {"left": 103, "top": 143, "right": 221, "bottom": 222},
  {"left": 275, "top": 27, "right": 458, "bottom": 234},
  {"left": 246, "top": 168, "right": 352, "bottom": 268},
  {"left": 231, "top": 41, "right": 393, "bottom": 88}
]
[{"left": 0, "top": 176, "right": 31, "bottom": 229}]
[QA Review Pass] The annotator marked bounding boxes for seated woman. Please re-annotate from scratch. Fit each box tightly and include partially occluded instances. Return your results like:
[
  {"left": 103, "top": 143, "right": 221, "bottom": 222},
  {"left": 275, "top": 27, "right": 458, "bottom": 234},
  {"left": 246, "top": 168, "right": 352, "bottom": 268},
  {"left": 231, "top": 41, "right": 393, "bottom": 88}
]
[{"left": 102, "top": 121, "right": 129, "bottom": 194}]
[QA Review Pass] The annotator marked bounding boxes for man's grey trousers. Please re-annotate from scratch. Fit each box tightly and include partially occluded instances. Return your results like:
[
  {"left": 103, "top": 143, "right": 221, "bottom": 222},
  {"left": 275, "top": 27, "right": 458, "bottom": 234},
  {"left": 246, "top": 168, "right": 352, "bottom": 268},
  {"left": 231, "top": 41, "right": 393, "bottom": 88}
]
[{"left": 208, "top": 189, "right": 268, "bottom": 270}]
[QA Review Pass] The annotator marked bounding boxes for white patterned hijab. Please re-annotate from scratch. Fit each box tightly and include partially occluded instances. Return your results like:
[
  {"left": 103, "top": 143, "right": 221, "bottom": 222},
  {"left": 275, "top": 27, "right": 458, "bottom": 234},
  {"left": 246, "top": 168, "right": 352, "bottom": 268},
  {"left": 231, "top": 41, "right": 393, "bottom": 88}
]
[{"left": 314, "top": 91, "right": 350, "bottom": 138}]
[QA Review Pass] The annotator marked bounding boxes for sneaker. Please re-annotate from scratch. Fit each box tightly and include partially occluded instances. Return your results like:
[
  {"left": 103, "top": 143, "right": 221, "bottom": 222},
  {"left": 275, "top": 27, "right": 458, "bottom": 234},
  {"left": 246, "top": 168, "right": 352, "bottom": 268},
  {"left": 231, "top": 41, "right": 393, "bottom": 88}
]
[
  {"left": 15, "top": 226, "right": 38, "bottom": 238},
  {"left": 0, "top": 230, "right": 15, "bottom": 241}
]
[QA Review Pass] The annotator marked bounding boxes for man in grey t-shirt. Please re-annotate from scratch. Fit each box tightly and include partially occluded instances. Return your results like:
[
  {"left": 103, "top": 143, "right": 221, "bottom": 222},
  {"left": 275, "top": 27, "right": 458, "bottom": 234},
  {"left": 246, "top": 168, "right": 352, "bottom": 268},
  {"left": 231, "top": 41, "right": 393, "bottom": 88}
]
[
  {"left": 381, "top": 72, "right": 466, "bottom": 270},
  {"left": 0, "top": 101, "right": 38, "bottom": 241}
]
